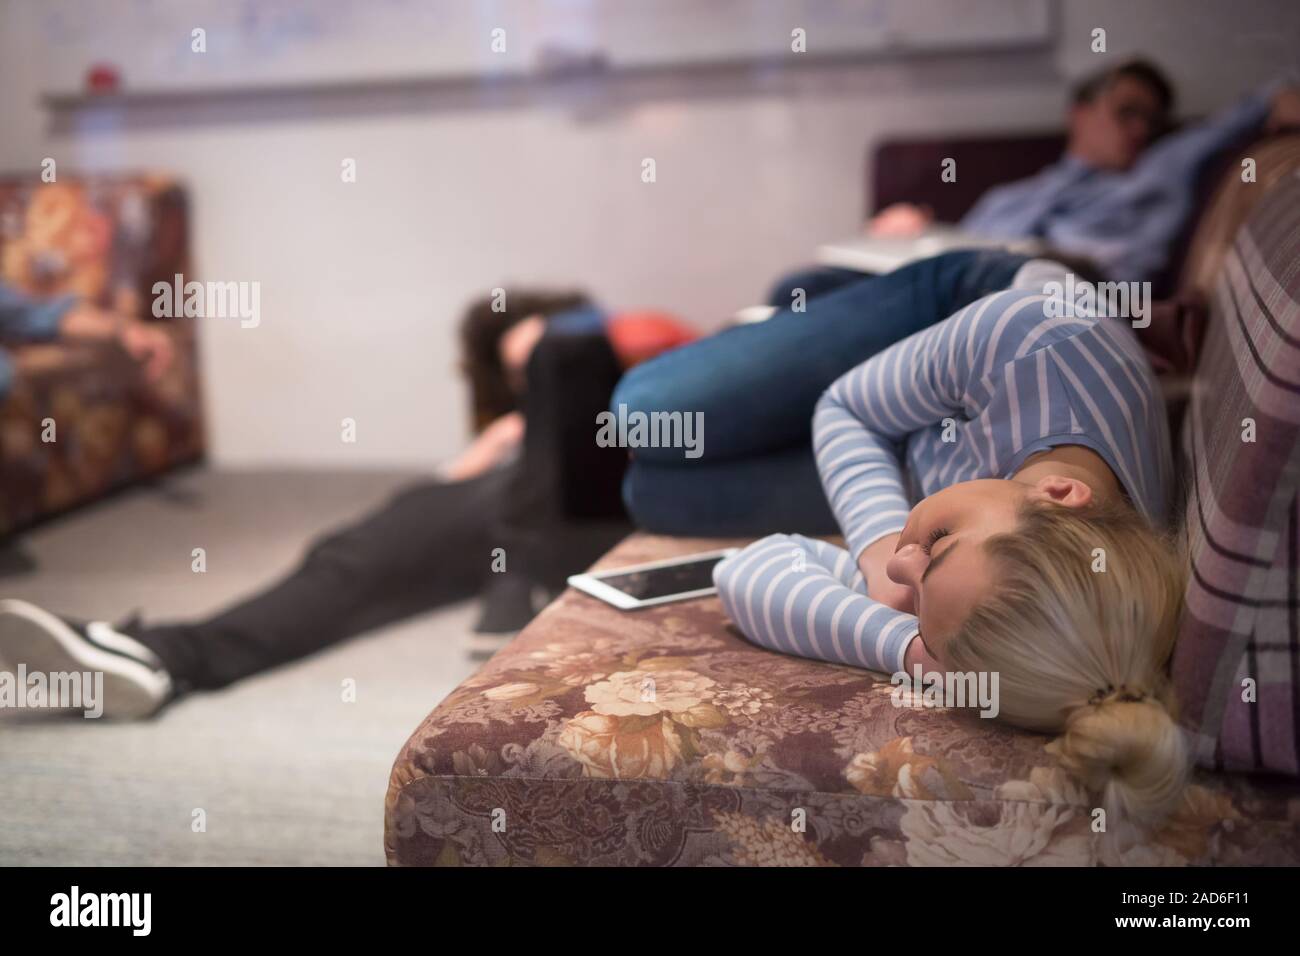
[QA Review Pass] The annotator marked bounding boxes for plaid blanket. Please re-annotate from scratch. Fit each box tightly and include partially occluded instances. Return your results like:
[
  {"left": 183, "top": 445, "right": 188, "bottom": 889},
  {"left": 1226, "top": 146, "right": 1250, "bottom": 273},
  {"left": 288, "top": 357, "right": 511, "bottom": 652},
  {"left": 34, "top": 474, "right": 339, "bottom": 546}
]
[{"left": 1173, "top": 169, "right": 1300, "bottom": 775}]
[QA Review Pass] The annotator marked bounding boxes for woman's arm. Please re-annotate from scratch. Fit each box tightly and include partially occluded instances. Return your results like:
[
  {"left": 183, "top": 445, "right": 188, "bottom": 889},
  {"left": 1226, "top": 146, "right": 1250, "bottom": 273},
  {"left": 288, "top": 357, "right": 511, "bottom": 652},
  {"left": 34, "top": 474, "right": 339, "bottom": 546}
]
[
  {"left": 812, "top": 307, "right": 978, "bottom": 563},
  {"left": 814, "top": 288, "right": 1067, "bottom": 569},
  {"left": 442, "top": 412, "right": 524, "bottom": 482},
  {"left": 813, "top": 391, "right": 912, "bottom": 563},
  {"left": 715, "top": 533, "right": 920, "bottom": 675},
  {"left": 719, "top": 288, "right": 1087, "bottom": 674}
]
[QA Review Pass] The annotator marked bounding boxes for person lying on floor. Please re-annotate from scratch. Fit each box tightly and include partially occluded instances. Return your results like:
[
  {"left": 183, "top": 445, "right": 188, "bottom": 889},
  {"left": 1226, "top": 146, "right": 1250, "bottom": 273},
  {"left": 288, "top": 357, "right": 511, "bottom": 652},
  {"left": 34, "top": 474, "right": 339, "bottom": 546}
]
[
  {"left": 0, "top": 291, "right": 694, "bottom": 719},
  {"left": 775, "top": 59, "right": 1300, "bottom": 303},
  {"left": 714, "top": 257, "right": 1187, "bottom": 849}
]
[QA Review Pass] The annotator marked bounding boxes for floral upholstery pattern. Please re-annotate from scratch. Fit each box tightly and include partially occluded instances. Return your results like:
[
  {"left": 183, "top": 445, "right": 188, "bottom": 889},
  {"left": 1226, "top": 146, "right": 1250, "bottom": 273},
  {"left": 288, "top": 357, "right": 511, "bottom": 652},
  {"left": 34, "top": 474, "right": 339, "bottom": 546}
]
[
  {"left": 0, "top": 176, "right": 203, "bottom": 536},
  {"left": 387, "top": 135, "right": 1300, "bottom": 867},
  {"left": 386, "top": 534, "right": 1300, "bottom": 866}
]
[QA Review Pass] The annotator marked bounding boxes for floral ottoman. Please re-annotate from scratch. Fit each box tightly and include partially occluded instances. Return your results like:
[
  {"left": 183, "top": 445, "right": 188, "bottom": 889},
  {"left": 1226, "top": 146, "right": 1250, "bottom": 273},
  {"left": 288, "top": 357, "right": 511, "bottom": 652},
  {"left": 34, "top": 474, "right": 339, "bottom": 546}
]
[{"left": 384, "top": 534, "right": 1300, "bottom": 867}]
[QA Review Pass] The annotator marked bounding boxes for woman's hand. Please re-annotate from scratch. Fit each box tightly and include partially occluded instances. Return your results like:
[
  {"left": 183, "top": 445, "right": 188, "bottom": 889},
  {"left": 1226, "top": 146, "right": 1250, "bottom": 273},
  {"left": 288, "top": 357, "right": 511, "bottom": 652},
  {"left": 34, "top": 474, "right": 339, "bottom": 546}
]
[
  {"left": 859, "top": 532, "right": 916, "bottom": 614},
  {"left": 443, "top": 412, "right": 525, "bottom": 481},
  {"left": 869, "top": 531, "right": 941, "bottom": 676},
  {"left": 902, "top": 631, "right": 941, "bottom": 674}
]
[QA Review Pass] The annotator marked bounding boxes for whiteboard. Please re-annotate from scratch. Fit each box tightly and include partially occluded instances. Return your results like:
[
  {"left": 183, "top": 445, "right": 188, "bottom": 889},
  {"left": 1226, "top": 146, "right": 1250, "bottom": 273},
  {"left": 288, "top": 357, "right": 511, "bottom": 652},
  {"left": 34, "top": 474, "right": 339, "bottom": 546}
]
[{"left": 35, "top": 0, "right": 1054, "bottom": 96}]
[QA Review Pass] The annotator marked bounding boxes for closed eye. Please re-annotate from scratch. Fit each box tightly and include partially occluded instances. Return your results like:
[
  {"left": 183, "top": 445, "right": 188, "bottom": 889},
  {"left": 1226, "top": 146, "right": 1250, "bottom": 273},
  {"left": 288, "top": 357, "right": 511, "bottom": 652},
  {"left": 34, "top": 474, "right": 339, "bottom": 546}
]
[
  {"left": 921, "top": 538, "right": 959, "bottom": 584},
  {"left": 920, "top": 527, "right": 951, "bottom": 556}
]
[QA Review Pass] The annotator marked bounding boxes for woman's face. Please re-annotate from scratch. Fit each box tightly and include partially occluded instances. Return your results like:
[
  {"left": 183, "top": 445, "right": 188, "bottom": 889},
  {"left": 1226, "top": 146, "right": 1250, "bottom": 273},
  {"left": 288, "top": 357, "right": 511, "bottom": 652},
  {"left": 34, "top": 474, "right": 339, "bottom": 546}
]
[
  {"left": 886, "top": 479, "right": 1028, "bottom": 665},
  {"left": 887, "top": 474, "right": 1096, "bottom": 664}
]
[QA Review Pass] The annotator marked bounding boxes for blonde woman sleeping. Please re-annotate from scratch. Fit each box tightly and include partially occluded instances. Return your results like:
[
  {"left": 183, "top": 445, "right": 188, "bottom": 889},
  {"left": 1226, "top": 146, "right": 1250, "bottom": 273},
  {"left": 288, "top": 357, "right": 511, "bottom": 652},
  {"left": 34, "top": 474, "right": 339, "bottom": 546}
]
[{"left": 715, "top": 259, "right": 1188, "bottom": 843}]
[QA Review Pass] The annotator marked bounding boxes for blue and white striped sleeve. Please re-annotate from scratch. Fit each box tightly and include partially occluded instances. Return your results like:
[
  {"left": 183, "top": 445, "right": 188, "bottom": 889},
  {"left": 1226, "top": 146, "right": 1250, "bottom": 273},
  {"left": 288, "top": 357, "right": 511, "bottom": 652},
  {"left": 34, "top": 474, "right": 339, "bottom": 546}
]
[
  {"left": 813, "top": 395, "right": 911, "bottom": 562},
  {"left": 815, "top": 290, "right": 1068, "bottom": 557},
  {"left": 812, "top": 307, "right": 972, "bottom": 560},
  {"left": 714, "top": 533, "right": 918, "bottom": 674}
]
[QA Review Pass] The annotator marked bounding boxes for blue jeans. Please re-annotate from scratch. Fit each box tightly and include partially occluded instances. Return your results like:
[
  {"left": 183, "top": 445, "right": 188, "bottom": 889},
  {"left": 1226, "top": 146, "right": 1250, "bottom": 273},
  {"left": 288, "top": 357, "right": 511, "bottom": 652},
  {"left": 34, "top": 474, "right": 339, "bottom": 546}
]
[
  {"left": 765, "top": 265, "right": 864, "bottom": 307},
  {"left": 612, "top": 249, "right": 1030, "bottom": 535}
]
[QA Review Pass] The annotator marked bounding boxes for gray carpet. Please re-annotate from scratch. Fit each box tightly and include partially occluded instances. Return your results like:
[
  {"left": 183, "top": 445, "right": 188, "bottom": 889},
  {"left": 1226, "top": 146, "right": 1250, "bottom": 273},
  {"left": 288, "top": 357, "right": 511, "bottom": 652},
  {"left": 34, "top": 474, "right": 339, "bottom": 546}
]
[{"left": 0, "top": 468, "right": 485, "bottom": 865}]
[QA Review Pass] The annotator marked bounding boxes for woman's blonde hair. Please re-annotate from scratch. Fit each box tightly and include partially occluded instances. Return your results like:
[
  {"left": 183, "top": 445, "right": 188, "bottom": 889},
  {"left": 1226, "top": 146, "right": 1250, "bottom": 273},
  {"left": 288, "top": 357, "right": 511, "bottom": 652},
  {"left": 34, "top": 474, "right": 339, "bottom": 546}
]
[{"left": 944, "top": 497, "right": 1190, "bottom": 840}]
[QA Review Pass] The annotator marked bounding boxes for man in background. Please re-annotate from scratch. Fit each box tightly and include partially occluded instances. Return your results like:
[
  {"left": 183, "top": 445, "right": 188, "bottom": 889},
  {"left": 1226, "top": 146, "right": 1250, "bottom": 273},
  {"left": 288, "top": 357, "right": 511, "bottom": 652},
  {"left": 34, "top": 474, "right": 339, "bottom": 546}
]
[{"left": 792, "top": 58, "right": 1300, "bottom": 300}]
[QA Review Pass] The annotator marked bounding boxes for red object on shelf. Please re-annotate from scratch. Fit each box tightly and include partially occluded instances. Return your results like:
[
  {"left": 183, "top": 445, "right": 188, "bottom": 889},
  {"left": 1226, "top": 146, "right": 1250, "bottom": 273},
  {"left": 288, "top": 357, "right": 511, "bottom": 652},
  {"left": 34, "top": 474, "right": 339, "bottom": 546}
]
[{"left": 85, "top": 63, "right": 122, "bottom": 94}]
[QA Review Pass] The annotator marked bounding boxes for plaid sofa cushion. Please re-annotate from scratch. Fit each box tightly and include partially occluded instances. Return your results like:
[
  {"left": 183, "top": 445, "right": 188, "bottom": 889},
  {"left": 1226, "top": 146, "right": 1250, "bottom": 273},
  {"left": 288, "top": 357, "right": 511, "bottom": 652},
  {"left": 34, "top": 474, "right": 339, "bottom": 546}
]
[{"left": 1173, "top": 170, "right": 1300, "bottom": 775}]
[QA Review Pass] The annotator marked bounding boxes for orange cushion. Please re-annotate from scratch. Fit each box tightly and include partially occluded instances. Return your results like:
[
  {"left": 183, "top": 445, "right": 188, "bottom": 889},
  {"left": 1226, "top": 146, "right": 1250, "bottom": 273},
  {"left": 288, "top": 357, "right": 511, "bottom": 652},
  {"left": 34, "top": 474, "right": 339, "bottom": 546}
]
[{"left": 605, "top": 310, "right": 697, "bottom": 368}]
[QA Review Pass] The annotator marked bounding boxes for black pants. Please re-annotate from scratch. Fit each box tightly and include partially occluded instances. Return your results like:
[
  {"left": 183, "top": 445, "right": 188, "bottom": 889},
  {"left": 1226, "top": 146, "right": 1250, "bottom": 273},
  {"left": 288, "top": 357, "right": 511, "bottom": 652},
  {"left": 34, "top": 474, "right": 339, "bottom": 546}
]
[{"left": 136, "top": 330, "right": 630, "bottom": 691}]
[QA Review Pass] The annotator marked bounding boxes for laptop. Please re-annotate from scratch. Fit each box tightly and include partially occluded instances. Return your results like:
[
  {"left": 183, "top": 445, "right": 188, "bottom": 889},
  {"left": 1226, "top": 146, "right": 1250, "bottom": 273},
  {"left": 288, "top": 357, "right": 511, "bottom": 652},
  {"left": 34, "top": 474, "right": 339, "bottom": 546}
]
[
  {"left": 816, "top": 225, "right": 1044, "bottom": 275},
  {"left": 730, "top": 227, "right": 1046, "bottom": 325}
]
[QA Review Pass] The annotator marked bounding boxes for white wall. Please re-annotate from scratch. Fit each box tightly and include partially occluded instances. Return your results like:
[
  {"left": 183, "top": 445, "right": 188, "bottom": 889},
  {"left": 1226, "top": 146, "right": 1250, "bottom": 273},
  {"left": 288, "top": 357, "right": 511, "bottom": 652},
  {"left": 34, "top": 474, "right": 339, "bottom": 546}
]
[{"left": 2, "top": 0, "right": 1295, "bottom": 469}]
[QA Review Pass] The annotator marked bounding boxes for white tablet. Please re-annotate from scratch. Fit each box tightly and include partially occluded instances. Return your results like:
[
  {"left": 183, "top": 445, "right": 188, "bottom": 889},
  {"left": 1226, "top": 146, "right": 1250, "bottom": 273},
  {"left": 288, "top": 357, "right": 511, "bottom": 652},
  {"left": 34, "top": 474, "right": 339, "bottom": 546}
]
[{"left": 567, "top": 548, "right": 740, "bottom": 610}]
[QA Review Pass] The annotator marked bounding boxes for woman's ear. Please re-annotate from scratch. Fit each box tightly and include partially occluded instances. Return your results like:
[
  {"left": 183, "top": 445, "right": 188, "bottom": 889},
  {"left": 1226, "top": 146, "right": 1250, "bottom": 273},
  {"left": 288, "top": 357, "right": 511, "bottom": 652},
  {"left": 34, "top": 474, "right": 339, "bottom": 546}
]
[{"left": 1028, "top": 475, "right": 1093, "bottom": 509}]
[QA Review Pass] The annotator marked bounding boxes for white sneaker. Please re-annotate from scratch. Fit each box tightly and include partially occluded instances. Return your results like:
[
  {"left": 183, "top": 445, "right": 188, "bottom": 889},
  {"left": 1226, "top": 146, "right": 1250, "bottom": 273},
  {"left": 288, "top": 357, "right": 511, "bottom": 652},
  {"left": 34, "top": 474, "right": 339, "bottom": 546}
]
[{"left": 0, "top": 599, "right": 174, "bottom": 719}]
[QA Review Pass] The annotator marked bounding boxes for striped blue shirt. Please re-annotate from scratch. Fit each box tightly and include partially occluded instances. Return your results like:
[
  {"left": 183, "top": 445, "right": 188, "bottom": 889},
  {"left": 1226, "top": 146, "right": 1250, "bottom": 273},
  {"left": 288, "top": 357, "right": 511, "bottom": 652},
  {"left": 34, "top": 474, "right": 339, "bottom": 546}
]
[{"left": 715, "top": 260, "right": 1172, "bottom": 675}]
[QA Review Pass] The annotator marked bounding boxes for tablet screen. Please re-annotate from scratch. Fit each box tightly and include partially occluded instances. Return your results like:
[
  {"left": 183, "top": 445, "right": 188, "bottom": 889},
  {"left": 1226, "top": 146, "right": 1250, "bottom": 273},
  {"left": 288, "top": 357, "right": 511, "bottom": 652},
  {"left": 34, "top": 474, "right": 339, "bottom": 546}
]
[{"left": 594, "top": 555, "right": 726, "bottom": 601}]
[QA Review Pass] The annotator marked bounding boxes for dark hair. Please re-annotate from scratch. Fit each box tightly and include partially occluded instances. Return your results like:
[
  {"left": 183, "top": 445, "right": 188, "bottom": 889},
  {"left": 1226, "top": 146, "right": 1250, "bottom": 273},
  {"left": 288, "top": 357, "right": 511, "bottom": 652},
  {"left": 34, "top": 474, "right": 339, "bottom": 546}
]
[
  {"left": 458, "top": 288, "right": 591, "bottom": 432},
  {"left": 1071, "top": 58, "right": 1175, "bottom": 119}
]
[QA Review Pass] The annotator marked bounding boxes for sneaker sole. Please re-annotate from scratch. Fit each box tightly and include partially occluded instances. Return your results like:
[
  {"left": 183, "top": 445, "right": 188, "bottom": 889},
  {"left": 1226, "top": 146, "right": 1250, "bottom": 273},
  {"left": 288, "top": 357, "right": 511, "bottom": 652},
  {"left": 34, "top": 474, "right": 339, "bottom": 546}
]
[{"left": 0, "top": 599, "right": 169, "bottom": 719}]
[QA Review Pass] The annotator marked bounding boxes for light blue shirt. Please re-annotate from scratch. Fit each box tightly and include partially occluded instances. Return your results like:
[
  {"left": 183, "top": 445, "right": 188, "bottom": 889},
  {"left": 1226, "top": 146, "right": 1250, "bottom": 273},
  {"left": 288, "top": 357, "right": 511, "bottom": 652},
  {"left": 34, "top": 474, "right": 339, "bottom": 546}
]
[
  {"left": 961, "top": 84, "right": 1277, "bottom": 282},
  {"left": 0, "top": 283, "right": 77, "bottom": 399}
]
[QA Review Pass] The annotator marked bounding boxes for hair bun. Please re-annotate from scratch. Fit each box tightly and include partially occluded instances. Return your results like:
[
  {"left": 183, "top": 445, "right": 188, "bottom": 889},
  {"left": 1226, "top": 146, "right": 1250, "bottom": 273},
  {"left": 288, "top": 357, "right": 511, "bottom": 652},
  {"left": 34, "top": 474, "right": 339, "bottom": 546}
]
[
  {"left": 1088, "top": 683, "right": 1151, "bottom": 707},
  {"left": 1055, "top": 692, "right": 1190, "bottom": 833}
]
